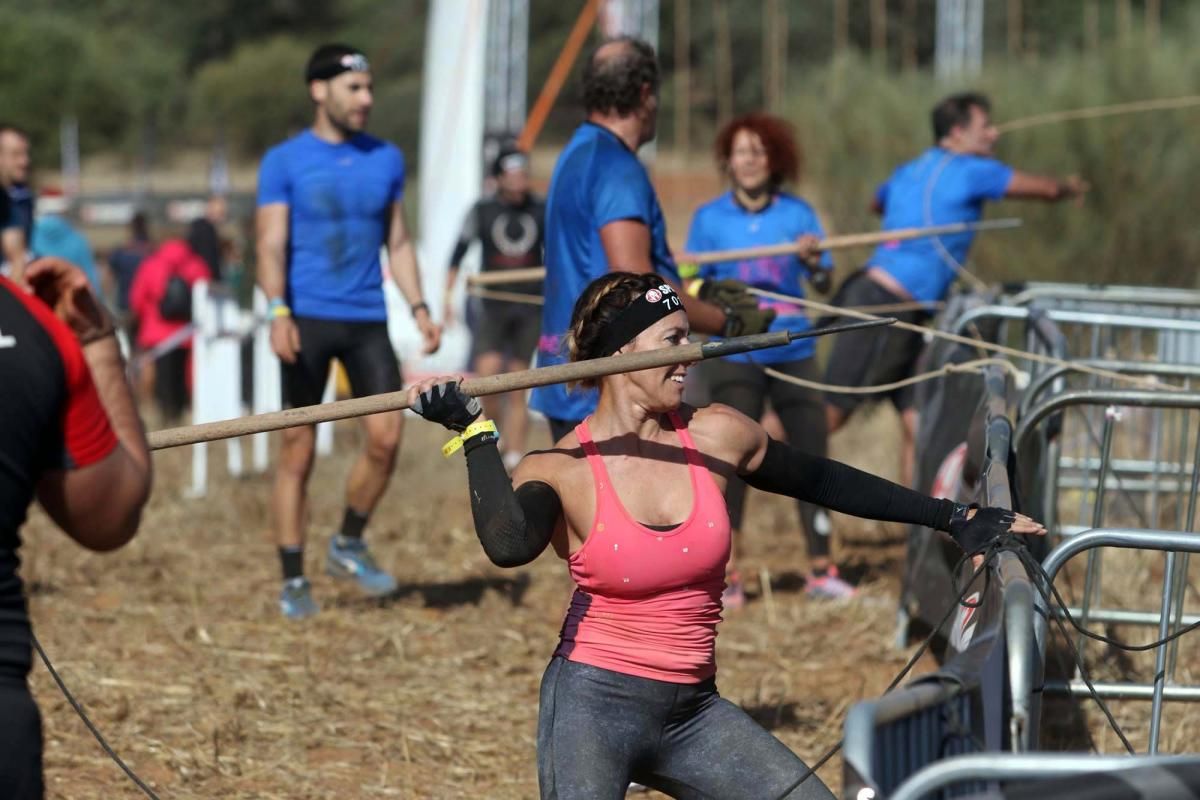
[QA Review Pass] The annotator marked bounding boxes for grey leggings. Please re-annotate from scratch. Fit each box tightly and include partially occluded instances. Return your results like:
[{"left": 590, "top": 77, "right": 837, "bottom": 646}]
[{"left": 537, "top": 657, "right": 835, "bottom": 800}]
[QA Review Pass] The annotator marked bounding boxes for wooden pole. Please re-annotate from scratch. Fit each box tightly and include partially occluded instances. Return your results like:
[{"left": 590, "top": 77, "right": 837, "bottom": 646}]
[
  {"left": 516, "top": 0, "right": 599, "bottom": 152},
  {"left": 1145, "top": 0, "right": 1160, "bottom": 46},
  {"left": 146, "top": 320, "right": 894, "bottom": 450},
  {"left": 901, "top": 0, "right": 918, "bottom": 71},
  {"left": 1084, "top": 1, "right": 1100, "bottom": 53},
  {"left": 467, "top": 218, "right": 1023, "bottom": 286},
  {"left": 1116, "top": 0, "right": 1132, "bottom": 45},
  {"left": 870, "top": 0, "right": 888, "bottom": 65},
  {"left": 1006, "top": 0, "right": 1022, "bottom": 56},
  {"left": 833, "top": 0, "right": 849, "bottom": 56},
  {"left": 673, "top": 0, "right": 690, "bottom": 155},
  {"left": 713, "top": 0, "right": 733, "bottom": 123}
]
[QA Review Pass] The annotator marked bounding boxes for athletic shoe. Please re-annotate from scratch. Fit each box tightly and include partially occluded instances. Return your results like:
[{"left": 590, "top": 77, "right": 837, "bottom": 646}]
[
  {"left": 280, "top": 577, "right": 319, "bottom": 619},
  {"left": 326, "top": 536, "right": 398, "bottom": 596},
  {"left": 805, "top": 565, "right": 857, "bottom": 600},
  {"left": 722, "top": 570, "right": 746, "bottom": 610}
]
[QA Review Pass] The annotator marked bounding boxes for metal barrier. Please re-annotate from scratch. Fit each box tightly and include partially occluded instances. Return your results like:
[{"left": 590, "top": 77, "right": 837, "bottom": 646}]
[
  {"left": 888, "top": 753, "right": 1200, "bottom": 800},
  {"left": 1032, "top": 529, "right": 1200, "bottom": 754},
  {"left": 953, "top": 305, "right": 1200, "bottom": 372},
  {"left": 844, "top": 366, "right": 1038, "bottom": 796},
  {"left": 1004, "top": 283, "right": 1200, "bottom": 312},
  {"left": 845, "top": 287, "right": 1200, "bottom": 795}
]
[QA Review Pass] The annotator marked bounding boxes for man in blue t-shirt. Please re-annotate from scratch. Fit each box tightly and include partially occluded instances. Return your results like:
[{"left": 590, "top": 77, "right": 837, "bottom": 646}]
[
  {"left": 530, "top": 37, "right": 771, "bottom": 440},
  {"left": 0, "top": 124, "right": 33, "bottom": 283},
  {"left": 256, "top": 43, "right": 441, "bottom": 619},
  {"left": 824, "top": 91, "right": 1087, "bottom": 484}
]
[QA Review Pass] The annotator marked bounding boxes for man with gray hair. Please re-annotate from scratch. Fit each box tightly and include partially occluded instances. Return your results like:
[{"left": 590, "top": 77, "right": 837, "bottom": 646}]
[{"left": 530, "top": 37, "right": 771, "bottom": 441}]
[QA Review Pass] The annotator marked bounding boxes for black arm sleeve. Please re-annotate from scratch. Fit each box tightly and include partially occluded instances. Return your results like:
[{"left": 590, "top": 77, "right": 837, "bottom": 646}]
[
  {"left": 448, "top": 204, "right": 479, "bottom": 268},
  {"left": 742, "top": 437, "right": 957, "bottom": 531},
  {"left": 463, "top": 435, "right": 562, "bottom": 567}
]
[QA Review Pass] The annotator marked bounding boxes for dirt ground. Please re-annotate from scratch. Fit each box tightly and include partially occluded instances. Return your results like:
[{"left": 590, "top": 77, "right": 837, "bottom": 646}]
[{"left": 22, "top": 405, "right": 938, "bottom": 799}]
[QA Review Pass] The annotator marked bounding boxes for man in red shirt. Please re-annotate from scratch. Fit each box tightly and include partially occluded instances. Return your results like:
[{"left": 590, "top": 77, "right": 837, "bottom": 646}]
[{"left": 0, "top": 257, "right": 153, "bottom": 798}]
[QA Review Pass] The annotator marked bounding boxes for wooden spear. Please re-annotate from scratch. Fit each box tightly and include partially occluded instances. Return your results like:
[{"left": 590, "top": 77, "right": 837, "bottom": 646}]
[
  {"left": 467, "top": 218, "right": 1022, "bottom": 287},
  {"left": 147, "top": 318, "right": 894, "bottom": 450}
]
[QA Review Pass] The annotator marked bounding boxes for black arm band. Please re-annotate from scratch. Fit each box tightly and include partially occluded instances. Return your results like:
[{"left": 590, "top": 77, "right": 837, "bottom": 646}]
[
  {"left": 743, "top": 437, "right": 957, "bottom": 531},
  {"left": 464, "top": 436, "right": 561, "bottom": 567}
]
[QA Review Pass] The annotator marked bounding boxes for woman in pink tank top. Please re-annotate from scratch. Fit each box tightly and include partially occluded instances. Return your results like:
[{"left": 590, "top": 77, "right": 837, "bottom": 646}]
[{"left": 408, "top": 273, "right": 1044, "bottom": 800}]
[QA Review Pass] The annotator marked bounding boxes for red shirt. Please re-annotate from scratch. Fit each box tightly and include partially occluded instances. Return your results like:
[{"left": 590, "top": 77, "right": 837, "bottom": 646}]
[
  {"left": 0, "top": 276, "right": 117, "bottom": 675},
  {"left": 128, "top": 239, "right": 212, "bottom": 349}
]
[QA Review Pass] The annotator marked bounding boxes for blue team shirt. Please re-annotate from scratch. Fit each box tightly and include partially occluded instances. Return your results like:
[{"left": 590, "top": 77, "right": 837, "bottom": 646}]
[
  {"left": 530, "top": 123, "right": 680, "bottom": 422},
  {"left": 870, "top": 147, "right": 1013, "bottom": 302},
  {"left": 686, "top": 191, "right": 831, "bottom": 364},
  {"left": 256, "top": 130, "right": 405, "bottom": 321}
]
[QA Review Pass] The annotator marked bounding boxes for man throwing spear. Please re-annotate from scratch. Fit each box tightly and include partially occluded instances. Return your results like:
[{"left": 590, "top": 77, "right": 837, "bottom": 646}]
[{"left": 823, "top": 91, "right": 1088, "bottom": 484}]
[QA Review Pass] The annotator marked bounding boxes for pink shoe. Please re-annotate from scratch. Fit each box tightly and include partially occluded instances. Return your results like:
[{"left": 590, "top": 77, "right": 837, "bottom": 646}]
[
  {"left": 805, "top": 565, "right": 857, "bottom": 600},
  {"left": 722, "top": 570, "right": 746, "bottom": 610}
]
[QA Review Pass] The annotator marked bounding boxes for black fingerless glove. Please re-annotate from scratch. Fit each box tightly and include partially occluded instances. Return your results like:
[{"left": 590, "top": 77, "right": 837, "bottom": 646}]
[
  {"left": 410, "top": 381, "right": 482, "bottom": 432},
  {"left": 947, "top": 503, "right": 1018, "bottom": 554}
]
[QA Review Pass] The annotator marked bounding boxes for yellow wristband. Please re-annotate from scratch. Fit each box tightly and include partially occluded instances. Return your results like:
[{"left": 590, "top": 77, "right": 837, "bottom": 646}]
[
  {"left": 442, "top": 419, "right": 499, "bottom": 457},
  {"left": 678, "top": 261, "right": 700, "bottom": 280},
  {"left": 685, "top": 277, "right": 704, "bottom": 298},
  {"left": 270, "top": 303, "right": 292, "bottom": 319}
]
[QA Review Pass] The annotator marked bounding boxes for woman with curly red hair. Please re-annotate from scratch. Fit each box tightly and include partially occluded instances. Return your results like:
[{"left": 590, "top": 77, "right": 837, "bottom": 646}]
[{"left": 684, "top": 113, "right": 848, "bottom": 602}]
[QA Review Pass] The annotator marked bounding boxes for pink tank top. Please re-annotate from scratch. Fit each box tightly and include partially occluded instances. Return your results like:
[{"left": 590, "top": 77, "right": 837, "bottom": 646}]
[{"left": 554, "top": 411, "right": 731, "bottom": 683}]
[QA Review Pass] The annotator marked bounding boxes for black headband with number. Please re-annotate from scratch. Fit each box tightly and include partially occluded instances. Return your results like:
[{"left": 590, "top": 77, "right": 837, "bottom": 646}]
[{"left": 595, "top": 283, "right": 684, "bottom": 357}]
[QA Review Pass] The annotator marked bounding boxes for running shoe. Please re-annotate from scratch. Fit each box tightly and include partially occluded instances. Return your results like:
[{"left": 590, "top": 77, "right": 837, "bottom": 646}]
[
  {"left": 326, "top": 536, "right": 398, "bottom": 596},
  {"left": 722, "top": 570, "right": 746, "bottom": 610},
  {"left": 805, "top": 565, "right": 857, "bottom": 600},
  {"left": 279, "top": 577, "right": 319, "bottom": 619}
]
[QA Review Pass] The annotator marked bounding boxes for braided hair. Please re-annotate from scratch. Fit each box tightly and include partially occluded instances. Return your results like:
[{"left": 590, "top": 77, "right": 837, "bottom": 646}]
[{"left": 565, "top": 272, "right": 662, "bottom": 389}]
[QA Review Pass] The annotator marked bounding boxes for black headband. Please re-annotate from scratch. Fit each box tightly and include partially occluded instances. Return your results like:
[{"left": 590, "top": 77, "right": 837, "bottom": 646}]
[
  {"left": 306, "top": 52, "right": 370, "bottom": 82},
  {"left": 595, "top": 283, "right": 684, "bottom": 357}
]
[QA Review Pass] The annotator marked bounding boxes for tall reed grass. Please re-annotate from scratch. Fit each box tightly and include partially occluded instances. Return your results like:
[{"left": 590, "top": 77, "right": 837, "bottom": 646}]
[{"left": 785, "top": 12, "right": 1200, "bottom": 289}]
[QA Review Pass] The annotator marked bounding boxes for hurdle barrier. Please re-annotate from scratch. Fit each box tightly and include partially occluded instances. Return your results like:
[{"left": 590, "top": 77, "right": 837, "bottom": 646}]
[
  {"left": 187, "top": 283, "right": 334, "bottom": 496},
  {"left": 848, "top": 286, "right": 1200, "bottom": 796}
]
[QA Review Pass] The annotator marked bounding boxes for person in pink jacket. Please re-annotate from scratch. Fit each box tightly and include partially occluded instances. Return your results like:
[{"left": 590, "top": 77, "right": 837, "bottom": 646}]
[{"left": 129, "top": 220, "right": 213, "bottom": 422}]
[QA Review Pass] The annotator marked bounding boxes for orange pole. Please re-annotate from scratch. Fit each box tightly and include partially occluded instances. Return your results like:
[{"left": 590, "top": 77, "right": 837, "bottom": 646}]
[{"left": 517, "top": 0, "right": 600, "bottom": 152}]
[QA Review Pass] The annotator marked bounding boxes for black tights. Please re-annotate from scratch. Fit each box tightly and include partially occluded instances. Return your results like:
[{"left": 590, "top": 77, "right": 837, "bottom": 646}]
[{"left": 703, "top": 358, "right": 830, "bottom": 559}]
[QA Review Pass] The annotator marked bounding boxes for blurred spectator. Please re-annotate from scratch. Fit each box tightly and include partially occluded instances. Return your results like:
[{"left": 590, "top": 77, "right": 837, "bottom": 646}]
[
  {"left": 0, "top": 124, "right": 32, "bottom": 282},
  {"left": 31, "top": 189, "right": 99, "bottom": 288},
  {"left": 186, "top": 217, "right": 223, "bottom": 282},
  {"left": 107, "top": 212, "right": 154, "bottom": 316},
  {"left": 128, "top": 221, "right": 214, "bottom": 423}
]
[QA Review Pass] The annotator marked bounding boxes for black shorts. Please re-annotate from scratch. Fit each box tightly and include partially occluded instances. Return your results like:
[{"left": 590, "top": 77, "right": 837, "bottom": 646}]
[
  {"left": 0, "top": 678, "right": 43, "bottom": 799},
  {"left": 282, "top": 318, "right": 402, "bottom": 409},
  {"left": 472, "top": 299, "right": 540, "bottom": 363},
  {"left": 823, "top": 271, "right": 930, "bottom": 413}
]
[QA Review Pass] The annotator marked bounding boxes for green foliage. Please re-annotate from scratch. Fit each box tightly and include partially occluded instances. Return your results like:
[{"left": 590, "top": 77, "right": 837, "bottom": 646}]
[
  {"left": 785, "top": 21, "right": 1200, "bottom": 288},
  {"left": 189, "top": 36, "right": 317, "bottom": 156}
]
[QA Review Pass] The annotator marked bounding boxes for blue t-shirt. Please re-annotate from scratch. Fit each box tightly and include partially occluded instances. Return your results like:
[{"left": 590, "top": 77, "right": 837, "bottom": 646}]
[
  {"left": 529, "top": 123, "right": 680, "bottom": 422},
  {"left": 256, "top": 130, "right": 405, "bottom": 322},
  {"left": 5, "top": 185, "right": 34, "bottom": 241},
  {"left": 686, "top": 191, "right": 831, "bottom": 364},
  {"left": 870, "top": 147, "right": 1013, "bottom": 302},
  {"left": 31, "top": 216, "right": 99, "bottom": 288}
]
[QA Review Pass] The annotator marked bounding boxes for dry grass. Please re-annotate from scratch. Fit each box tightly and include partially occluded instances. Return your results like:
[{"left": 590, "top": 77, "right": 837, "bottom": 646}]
[{"left": 23, "top": 408, "right": 929, "bottom": 799}]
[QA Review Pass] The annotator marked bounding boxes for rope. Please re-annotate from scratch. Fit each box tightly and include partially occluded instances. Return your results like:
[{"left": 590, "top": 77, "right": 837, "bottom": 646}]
[
  {"left": 33, "top": 633, "right": 163, "bottom": 799},
  {"left": 997, "top": 95, "right": 1200, "bottom": 134},
  {"left": 764, "top": 357, "right": 1021, "bottom": 395},
  {"left": 746, "top": 286, "right": 1183, "bottom": 393}
]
